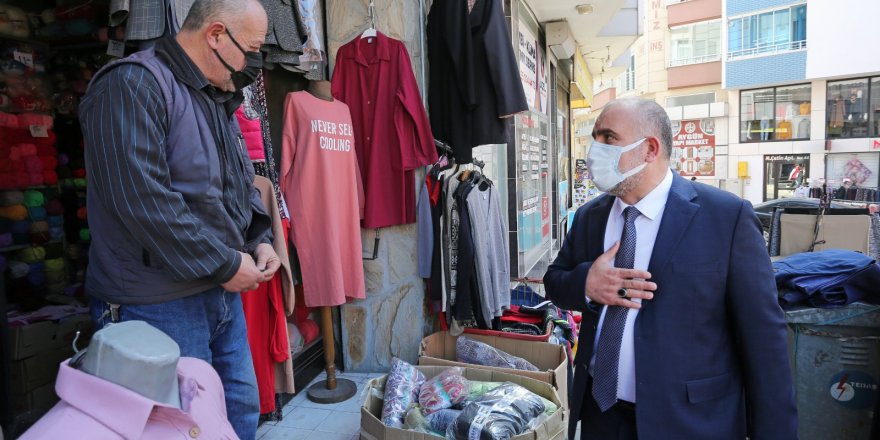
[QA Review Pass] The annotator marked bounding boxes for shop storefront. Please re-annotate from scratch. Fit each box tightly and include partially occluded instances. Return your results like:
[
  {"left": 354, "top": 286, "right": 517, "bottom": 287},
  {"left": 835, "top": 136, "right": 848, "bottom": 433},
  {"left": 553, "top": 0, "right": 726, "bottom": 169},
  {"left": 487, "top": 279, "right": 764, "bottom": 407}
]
[
  {"left": 507, "top": 1, "right": 553, "bottom": 277},
  {"left": 764, "top": 154, "right": 811, "bottom": 201}
]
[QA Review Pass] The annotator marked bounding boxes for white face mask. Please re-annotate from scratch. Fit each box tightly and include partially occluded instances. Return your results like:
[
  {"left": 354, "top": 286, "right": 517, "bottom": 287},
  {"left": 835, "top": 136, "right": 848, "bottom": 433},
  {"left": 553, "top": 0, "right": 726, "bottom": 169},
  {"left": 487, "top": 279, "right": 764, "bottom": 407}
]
[{"left": 587, "top": 138, "right": 646, "bottom": 192}]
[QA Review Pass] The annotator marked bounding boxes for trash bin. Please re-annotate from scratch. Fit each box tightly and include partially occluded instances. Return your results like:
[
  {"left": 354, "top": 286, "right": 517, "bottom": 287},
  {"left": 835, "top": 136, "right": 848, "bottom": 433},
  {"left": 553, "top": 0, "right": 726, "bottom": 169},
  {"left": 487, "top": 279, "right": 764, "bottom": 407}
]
[{"left": 785, "top": 302, "right": 880, "bottom": 440}]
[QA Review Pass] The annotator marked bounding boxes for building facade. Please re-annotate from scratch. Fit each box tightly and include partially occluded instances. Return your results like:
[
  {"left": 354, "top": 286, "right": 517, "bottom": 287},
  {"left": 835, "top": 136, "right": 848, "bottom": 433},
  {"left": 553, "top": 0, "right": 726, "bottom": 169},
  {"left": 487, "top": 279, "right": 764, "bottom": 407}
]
[{"left": 724, "top": 0, "right": 880, "bottom": 204}]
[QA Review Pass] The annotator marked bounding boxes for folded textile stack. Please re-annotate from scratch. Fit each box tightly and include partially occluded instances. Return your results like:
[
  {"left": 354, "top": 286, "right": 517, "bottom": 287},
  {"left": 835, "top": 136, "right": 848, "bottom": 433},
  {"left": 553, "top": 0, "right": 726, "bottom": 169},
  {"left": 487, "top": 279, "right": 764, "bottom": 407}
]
[{"left": 774, "top": 249, "right": 880, "bottom": 308}]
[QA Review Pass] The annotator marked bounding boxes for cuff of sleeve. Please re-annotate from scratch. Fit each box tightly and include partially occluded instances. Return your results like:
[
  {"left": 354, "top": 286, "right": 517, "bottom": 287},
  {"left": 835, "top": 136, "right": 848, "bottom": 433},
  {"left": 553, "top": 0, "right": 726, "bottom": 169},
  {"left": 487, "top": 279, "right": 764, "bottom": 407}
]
[
  {"left": 210, "top": 250, "right": 241, "bottom": 284},
  {"left": 574, "top": 261, "right": 592, "bottom": 304}
]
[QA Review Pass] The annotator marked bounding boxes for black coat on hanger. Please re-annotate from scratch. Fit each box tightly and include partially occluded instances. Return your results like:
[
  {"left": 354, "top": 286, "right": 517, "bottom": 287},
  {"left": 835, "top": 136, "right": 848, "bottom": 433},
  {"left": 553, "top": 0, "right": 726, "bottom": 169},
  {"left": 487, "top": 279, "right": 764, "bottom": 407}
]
[{"left": 427, "top": 0, "right": 527, "bottom": 164}]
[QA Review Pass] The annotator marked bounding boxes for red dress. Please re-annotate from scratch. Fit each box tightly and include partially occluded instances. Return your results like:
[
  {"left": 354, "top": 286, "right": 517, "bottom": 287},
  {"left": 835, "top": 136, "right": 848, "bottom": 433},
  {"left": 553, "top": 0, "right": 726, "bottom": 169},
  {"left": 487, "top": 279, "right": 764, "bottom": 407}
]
[{"left": 331, "top": 32, "right": 437, "bottom": 229}]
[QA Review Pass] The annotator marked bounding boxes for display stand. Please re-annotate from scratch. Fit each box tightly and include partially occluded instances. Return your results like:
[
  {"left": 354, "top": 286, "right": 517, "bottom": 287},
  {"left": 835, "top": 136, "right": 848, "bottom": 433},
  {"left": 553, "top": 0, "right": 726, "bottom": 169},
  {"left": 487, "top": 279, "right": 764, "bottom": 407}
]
[{"left": 305, "top": 306, "right": 356, "bottom": 403}]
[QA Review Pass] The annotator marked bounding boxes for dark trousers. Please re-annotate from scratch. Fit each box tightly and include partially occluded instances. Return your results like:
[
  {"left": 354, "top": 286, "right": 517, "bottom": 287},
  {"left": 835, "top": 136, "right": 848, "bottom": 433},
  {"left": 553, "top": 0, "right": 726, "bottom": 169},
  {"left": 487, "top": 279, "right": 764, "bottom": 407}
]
[{"left": 580, "top": 377, "right": 638, "bottom": 440}]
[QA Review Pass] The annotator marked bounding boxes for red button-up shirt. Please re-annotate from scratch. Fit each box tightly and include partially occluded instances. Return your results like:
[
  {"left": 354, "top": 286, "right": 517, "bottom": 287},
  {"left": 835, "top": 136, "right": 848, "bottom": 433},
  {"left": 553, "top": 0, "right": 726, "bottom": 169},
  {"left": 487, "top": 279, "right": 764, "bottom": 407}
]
[{"left": 332, "top": 32, "right": 437, "bottom": 229}]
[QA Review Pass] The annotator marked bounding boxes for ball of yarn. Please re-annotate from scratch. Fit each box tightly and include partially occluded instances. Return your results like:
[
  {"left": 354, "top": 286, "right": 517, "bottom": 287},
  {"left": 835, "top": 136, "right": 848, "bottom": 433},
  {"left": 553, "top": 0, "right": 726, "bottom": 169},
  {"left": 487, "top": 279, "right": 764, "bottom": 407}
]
[
  {"left": 76, "top": 207, "right": 87, "bottom": 220},
  {"left": 11, "top": 220, "right": 29, "bottom": 234},
  {"left": 19, "top": 246, "right": 46, "bottom": 263},
  {"left": 72, "top": 168, "right": 86, "bottom": 178},
  {"left": 49, "top": 226, "right": 64, "bottom": 241},
  {"left": 8, "top": 260, "right": 28, "bottom": 278},
  {"left": 27, "top": 271, "right": 46, "bottom": 286},
  {"left": 23, "top": 190, "right": 45, "bottom": 207},
  {"left": 44, "top": 257, "right": 64, "bottom": 272},
  {"left": 0, "top": 204, "right": 27, "bottom": 221},
  {"left": 29, "top": 220, "right": 48, "bottom": 233},
  {"left": 42, "top": 170, "right": 58, "bottom": 185},
  {"left": 18, "top": 144, "right": 37, "bottom": 157},
  {"left": 79, "top": 228, "right": 90, "bottom": 242},
  {"left": 28, "top": 206, "right": 47, "bottom": 220},
  {"left": 0, "top": 232, "right": 11, "bottom": 246},
  {"left": 46, "top": 200, "right": 63, "bottom": 216},
  {"left": 73, "top": 178, "right": 86, "bottom": 188},
  {"left": 0, "top": 112, "right": 18, "bottom": 128},
  {"left": 0, "top": 190, "right": 24, "bottom": 206},
  {"left": 45, "top": 270, "right": 66, "bottom": 284},
  {"left": 47, "top": 215, "right": 63, "bottom": 227},
  {"left": 27, "top": 261, "right": 45, "bottom": 273}
]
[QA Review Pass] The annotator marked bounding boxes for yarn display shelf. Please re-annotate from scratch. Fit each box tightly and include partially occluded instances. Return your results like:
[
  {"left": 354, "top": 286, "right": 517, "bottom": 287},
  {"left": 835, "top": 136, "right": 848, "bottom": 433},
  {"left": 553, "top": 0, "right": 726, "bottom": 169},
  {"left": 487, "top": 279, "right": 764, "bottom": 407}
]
[{"left": 0, "top": 239, "right": 62, "bottom": 253}]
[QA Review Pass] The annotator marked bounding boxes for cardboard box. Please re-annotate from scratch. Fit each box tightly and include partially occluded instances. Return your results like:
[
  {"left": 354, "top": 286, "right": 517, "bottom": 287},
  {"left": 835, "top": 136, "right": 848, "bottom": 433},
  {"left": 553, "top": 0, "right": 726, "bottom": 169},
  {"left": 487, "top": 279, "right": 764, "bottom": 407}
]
[
  {"left": 8, "top": 321, "right": 57, "bottom": 361},
  {"left": 13, "top": 382, "right": 59, "bottom": 413},
  {"left": 55, "top": 314, "right": 93, "bottom": 350},
  {"left": 418, "top": 331, "right": 569, "bottom": 408},
  {"left": 10, "top": 349, "right": 70, "bottom": 395},
  {"left": 360, "top": 366, "right": 567, "bottom": 440},
  {"left": 8, "top": 313, "right": 93, "bottom": 361}
]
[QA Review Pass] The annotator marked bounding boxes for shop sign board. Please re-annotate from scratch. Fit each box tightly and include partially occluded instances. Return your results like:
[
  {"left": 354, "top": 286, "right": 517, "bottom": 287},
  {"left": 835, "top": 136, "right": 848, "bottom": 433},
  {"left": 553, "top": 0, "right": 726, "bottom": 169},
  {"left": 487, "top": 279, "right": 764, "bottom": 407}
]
[
  {"left": 518, "top": 20, "right": 548, "bottom": 114},
  {"left": 671, "top": 119, "right": 716, "bottom": 177}
]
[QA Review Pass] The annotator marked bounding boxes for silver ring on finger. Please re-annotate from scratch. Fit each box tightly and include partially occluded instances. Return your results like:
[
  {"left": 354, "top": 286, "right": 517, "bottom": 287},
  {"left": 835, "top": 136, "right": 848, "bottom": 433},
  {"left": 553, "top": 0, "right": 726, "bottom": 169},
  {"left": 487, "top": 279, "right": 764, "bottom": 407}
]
[{"left": 617, "top": 288, "right": 628, "bottom": 298}]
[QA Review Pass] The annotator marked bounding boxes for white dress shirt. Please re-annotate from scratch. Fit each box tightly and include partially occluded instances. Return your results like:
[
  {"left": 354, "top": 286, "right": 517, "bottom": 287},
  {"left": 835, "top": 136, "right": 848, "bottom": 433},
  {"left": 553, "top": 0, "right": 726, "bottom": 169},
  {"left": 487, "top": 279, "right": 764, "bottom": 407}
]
[{"left": 589, "top": 168, "right": 674, "bottom": 403}]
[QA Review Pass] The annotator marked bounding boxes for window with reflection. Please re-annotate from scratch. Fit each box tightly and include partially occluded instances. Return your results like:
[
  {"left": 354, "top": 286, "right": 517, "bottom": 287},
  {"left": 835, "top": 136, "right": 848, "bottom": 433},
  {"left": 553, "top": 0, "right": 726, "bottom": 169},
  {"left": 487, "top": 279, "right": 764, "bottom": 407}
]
[
  {"left": 827, "top": 78, "right": 870, "bottom": 138},
  {"left": 741, "top": 85, "right": 811, "bottom": 142}
]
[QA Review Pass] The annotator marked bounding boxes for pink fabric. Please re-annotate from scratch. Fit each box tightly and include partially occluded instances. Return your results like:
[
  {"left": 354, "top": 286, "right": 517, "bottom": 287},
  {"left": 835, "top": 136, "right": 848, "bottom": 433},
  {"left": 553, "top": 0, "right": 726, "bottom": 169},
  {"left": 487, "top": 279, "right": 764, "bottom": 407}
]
[
  {"left": 19, "top": 357, "right": 237, "bottom": 440},
  {"left": 234, "top": 107, "right": 265, "bottom": 161},
  {"left": 280, "top": 91, "right": 366, "bottom": 307}
]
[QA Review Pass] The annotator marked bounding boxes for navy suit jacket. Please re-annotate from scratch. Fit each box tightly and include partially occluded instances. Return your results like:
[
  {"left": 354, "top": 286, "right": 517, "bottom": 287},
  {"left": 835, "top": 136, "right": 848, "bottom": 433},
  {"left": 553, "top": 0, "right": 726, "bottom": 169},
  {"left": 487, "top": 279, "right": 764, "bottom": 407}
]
[{"left": 545, "top": 174, "right": 798, "bottom": 439}]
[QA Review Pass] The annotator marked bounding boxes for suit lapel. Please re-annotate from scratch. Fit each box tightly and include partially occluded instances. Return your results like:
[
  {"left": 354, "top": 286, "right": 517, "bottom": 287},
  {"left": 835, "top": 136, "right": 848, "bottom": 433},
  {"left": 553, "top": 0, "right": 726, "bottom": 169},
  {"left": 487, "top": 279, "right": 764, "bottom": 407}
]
[
  {"left": 585, "top": 195, "right": 614, "bottom": 261},
  {"left": 647, "top": 175, "right": 700, "bottom": 276}
]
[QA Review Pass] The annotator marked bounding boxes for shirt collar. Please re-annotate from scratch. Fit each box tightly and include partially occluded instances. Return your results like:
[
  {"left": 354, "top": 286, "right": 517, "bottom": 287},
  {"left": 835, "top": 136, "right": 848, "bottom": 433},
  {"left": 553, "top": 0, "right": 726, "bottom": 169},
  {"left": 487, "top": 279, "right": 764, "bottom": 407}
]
[
  {"left": 155, "top": 36, "right": 243, "bottom": 111},
  {"left": 352, "top": 31, "right": 392, "bottom": 67},
  {"left": 611, "top": 168, "right": 674, "bottom": 222},
  {"left": 54, "top": 359, "right": 199, "bottom": 438}
]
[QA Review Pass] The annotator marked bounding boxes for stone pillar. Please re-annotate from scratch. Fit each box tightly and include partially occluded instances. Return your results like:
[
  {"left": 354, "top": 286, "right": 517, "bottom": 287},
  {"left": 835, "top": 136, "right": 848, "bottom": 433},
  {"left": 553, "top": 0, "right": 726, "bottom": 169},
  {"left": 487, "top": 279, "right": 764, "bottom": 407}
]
[{"left": 325, "top": 0, "right": 433, "bottom": 372}]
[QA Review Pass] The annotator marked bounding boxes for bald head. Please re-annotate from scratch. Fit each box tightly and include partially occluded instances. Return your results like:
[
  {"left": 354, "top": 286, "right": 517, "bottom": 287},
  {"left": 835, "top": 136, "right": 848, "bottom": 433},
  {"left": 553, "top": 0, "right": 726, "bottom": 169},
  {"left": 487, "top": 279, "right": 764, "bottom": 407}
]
[
  {"left": 176, "top": 0, "right": 267, "bottom": 92},
  {"left": 602, "top": 98, "right": 673, "bottom": 159},
  {"left": 182, "top": 0, "right": 265, "bottom": 32}
]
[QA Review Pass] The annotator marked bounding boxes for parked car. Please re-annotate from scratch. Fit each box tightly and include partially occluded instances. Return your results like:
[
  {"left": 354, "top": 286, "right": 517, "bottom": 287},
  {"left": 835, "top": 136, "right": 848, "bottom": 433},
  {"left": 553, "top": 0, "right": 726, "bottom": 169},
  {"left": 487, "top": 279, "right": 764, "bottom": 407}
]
[{"left": 752, "top": 198, "right": 849, "bottom": 233}]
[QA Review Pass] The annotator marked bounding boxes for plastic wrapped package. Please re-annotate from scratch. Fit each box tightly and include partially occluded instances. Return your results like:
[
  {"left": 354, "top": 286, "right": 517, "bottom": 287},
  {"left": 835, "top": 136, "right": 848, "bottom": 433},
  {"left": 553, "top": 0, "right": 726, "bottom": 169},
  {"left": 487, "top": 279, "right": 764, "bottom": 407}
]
[
  {"left": 419, "top": 367, "right": 470, "bottom": 414},
  {"left": 467, "top": 381, "right": 503, "bottom": 400},
  {"left": 403, "top": 404, "right": 440, "bottom": 436},
  {"left": 445, "top": 382, "right": 546, "bottom": 440},
  {"left": 456, "top": 337, "right": 539, "bottom": 372},
  {"left": 382, "top": 358, "right": 427, "bottom": 428},
  {"left": 426, "top": 409, "right": 461, "bottom": 435}
]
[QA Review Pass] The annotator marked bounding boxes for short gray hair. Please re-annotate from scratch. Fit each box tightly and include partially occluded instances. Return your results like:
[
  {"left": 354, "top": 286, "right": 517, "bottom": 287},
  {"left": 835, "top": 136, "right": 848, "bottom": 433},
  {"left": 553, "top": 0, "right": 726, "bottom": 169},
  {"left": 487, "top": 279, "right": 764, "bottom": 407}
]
[
  {"left": 605, "top": 98, "right": 673, "bottom": 158},
  {"left": 181, "top": 0, "right": 255, "bottom": 31}
]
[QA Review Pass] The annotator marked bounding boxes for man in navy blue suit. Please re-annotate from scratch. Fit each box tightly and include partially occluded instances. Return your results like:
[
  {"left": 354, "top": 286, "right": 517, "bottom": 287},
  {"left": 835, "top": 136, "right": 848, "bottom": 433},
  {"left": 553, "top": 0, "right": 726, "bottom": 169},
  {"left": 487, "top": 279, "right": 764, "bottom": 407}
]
[{"left": 545, "top": 98, "right": 797, "bottom": 439}]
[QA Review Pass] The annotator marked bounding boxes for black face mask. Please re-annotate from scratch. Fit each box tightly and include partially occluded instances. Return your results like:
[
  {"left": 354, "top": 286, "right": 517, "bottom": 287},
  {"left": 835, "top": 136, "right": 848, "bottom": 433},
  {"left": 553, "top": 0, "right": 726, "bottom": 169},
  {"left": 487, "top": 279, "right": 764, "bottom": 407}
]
[{"left": 213, "top": 28, "right": 262, "bottom": 90}]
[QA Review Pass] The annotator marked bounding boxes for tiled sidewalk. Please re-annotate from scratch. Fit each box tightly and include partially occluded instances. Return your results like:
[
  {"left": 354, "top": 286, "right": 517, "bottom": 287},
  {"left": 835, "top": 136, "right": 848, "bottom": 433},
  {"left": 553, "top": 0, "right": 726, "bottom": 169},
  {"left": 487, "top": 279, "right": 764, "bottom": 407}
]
[{"left": 256, "top": 371, "right": 383, "bottom": 440}]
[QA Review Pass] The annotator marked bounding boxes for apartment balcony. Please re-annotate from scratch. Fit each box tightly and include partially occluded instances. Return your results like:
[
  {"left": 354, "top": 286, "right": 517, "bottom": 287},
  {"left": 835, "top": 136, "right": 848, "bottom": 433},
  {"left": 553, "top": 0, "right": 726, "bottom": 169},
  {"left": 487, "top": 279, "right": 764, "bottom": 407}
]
[
  {"left": 727, "top": 40, "right": 807, "bottom": 61},
  {"left": 668, "top": 59, "right": 721, "bottom": 89},
  {"left": 668, "top": 0, "right": 721, "bottom": 27},
  {"left": 592, "top": 88, "right": 617, "bottom": 110}
]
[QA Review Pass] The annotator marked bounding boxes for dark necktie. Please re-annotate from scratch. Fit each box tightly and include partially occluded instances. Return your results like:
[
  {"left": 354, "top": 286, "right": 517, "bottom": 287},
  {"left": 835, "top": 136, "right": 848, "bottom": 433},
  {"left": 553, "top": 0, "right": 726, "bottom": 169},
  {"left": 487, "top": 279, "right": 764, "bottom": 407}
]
[{"left": 592, "top": 206, "right": 641, "bottom": 412}]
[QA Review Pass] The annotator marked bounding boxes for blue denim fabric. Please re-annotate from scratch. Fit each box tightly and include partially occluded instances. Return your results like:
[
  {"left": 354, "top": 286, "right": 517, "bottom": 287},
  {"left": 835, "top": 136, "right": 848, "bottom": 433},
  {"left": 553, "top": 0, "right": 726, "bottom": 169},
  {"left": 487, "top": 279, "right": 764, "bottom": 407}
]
[
  {"left": 773, "top": 249, "right": 874, "bottom": 282},
  {"left": 90, "top": 288, "right": 259, "bottom": 440},
  {"left": 773, "top": 249, "right": 880, "bottom": 308}
]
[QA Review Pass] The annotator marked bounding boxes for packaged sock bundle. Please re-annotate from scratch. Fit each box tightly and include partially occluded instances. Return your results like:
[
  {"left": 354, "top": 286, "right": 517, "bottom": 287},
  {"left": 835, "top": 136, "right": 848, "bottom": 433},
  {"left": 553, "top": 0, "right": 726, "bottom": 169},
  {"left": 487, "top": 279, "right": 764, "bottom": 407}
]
[
  {"left": 456, "top": 337, "right": 539, "bottom": 372},
  {"left": 444, "top": 382, "right": 546, "bottom": 440},
  {"left": 419, "top": 367, "right": 469, "bottom": 414},
  {"left": 382, "top": 358, "right": 427, "bottom": 428}
]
